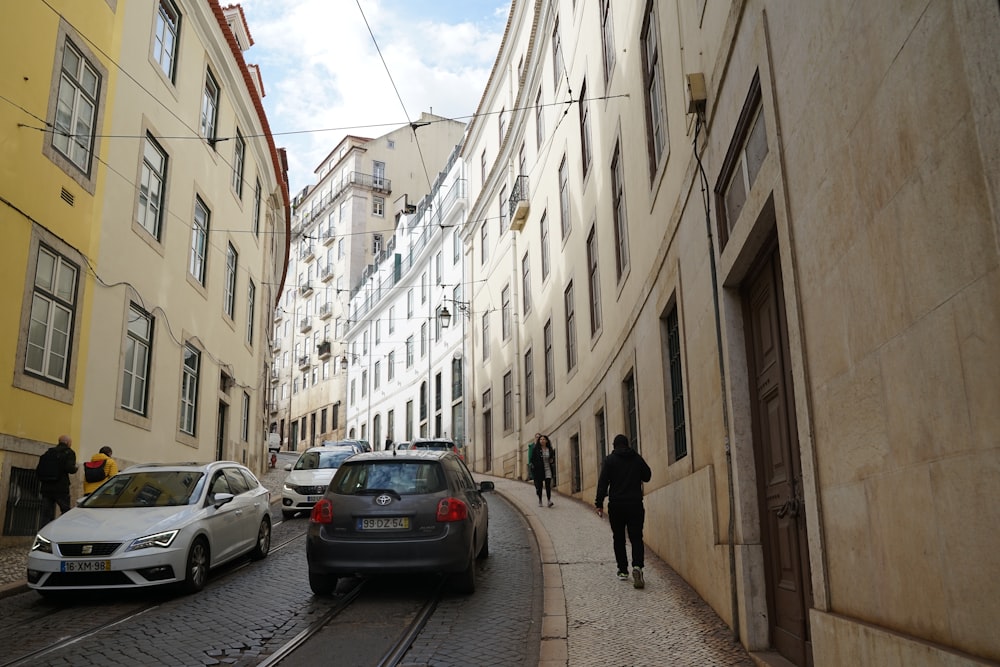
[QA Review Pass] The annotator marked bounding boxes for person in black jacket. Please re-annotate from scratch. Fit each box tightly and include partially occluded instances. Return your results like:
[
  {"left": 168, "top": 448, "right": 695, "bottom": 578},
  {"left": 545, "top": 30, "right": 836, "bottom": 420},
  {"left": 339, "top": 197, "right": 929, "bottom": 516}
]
[
  {"left": 595, "top": 433, "right": 652, "bottom": 588},
  {"left": 38, "top": 434, "right": 78, "bottom": 526},
  {"left": 529, "top": 434, "right": 556, "bottom": 507}
]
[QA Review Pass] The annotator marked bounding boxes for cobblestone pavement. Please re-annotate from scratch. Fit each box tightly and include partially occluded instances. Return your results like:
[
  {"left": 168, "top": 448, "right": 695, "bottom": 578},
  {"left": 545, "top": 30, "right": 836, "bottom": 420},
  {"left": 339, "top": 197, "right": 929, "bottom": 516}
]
[{"left": 486, "top": 475, "right": 754, "bottom": 667}]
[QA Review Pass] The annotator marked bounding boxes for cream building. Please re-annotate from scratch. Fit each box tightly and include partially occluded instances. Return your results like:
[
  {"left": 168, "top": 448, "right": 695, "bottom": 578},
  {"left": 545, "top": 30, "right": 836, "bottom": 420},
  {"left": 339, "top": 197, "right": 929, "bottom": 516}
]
[
  {"left": 464, "top": 1, "right": 1000, "bottom": 666},
  {"left": 269, "top": 115, "right": 466, "bottom": 452},
  {"left": 343, "top": 145, "right": 469, "bottom": 449}
]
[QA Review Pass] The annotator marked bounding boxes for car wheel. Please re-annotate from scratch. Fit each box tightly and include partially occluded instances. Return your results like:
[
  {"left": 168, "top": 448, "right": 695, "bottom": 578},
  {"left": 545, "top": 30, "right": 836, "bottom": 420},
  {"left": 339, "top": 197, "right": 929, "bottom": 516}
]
[
  {"left": 250, "top": 516, "right": 271, "bottom": 560},
  {"left": 309, "top": 571, "right": 338, "bottom": 596},
  {"left": 452, "top": 552, "right": 476, "bottom": 595},
  {"left": 182, "top": 537, "right": 210, "bottom": 594},
  {"left": 476, "top": 531, "right": 490, "bottom": 560}
]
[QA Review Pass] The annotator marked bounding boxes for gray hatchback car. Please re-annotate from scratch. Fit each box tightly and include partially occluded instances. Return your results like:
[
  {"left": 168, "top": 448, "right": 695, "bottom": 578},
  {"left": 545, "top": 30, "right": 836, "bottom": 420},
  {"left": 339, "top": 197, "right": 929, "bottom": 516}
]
[{"left": 306, "top": 450, "right": 493, "bottom": 594}]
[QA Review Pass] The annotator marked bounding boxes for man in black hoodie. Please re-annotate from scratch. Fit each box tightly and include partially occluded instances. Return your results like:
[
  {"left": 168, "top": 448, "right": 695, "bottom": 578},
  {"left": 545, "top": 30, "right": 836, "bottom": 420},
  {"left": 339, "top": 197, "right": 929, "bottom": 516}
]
[{"left": 595, "top": 434, "right": 652, "bottom": 588}]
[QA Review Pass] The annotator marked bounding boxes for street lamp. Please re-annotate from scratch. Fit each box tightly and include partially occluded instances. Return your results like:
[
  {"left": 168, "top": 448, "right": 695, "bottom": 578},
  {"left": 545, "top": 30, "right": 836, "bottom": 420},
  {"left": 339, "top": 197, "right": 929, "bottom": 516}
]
[{"left": 439, "top": 300, "right": 470, "bottom": 328}]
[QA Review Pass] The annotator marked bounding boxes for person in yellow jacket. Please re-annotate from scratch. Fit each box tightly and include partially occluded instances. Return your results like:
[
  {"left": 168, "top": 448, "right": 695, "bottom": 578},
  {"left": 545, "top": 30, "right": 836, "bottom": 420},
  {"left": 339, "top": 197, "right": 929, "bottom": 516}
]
[{"left": 83, "top": 446, "right": 119, "bottom": 495}]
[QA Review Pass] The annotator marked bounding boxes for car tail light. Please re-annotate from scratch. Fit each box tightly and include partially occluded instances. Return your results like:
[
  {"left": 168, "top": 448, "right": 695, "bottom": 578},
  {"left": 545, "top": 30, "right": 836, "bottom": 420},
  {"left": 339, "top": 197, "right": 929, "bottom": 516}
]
[
  {"left": 436, "top": 497, "right": 468, "bottom": 522},
  {"left": 311, "top": 498, "right": 333, "bottom": 524}
]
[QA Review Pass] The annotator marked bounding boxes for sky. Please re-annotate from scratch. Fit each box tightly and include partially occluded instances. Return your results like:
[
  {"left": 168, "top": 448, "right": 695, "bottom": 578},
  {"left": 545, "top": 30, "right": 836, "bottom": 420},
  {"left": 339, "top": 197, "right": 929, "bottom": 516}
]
[{"left": 239, "top": 0, "right": 511, "bottom": 195}]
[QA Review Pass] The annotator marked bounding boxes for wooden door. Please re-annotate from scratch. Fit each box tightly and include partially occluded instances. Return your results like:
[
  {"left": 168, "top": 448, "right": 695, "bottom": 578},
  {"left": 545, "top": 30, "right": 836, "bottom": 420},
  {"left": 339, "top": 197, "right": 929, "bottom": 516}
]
[{"left": 743, "top": 244, "right": 813, "bottom": 666}]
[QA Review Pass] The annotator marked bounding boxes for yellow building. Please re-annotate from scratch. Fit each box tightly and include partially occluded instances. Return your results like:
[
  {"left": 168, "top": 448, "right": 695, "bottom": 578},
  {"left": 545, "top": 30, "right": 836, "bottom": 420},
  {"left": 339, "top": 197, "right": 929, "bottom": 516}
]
[
  {"left": 464, "top": 1, "right": 1000, "bottom": 665},
  {"left": 0, "top": 1, "right": 289, "bottom": 547}
]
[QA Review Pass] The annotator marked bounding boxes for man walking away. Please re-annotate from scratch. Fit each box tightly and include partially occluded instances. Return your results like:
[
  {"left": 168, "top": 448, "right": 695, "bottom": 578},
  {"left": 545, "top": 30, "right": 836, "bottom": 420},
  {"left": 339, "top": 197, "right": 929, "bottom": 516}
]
[
  {"left": 36, "top": 435, "right": 78, "bottom": 526},
  {"left": 595, "top": 434, "right": 652, "bottom": 588}
]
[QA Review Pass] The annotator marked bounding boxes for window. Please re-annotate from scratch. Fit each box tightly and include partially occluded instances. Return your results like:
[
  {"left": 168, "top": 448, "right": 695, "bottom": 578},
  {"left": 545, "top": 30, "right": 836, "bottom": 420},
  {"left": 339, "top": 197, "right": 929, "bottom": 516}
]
[
  {"left": 179, "top": 344, "right": 200, "bottom": 435},
  {"left": 232, "top": 130, "right": 245, "bottom": 196},
  {"left": 623, "top": 370, "right": 638, "bottom": 450},
  {"left": 372, "top": 160, "right": 386, "bottom": 188},
  {"left": 190, "top": 197, "right": 210, "bottom": 285},
  {"left": 420, "top": 322, "right": 427, "bottom": 357},
  {"left": 641, "top": 1, "right": 668, "bottom": 173},
  {"left": 499, "top": 184, "right": 508, "bottom": 235},
  {"left": 137, "top": 134, "right": 167, "bottom": 240},
  {"left": 501, "top": 284, "right": 511, "bottom": 340},
  {"left": 453, "top": 229, "right": 461, "bottom": 264},
  {"left": 480, "top": 150, "right": 487, "bottom": 186},
  {"left": 452, "top": 357, "right": 463, "bottom": 398},
  {"left": 224, "top": 243, "right": 238, "bottom": 318},
  {"left": 361, "top": 369, "right": 368, "bottom": 397},
  {"left": 374, "top": 360, "right": 381, "bottom": 389},
  {"left": 587, "top": 226, "right": 602, "bottom": 334},
  {"left": 599, "top": 0, "right": 615, "bottom": 85},
  {"left": 579, "top": 79, "right": 592, "bottom": 178},
  {"left": 388, "top": 306, "right": 395, "bottom": 334},
  {"left": 564, "top": 281, "right": 577, "bottom": 371},
  {"left": 543, "top": 320, "right": 554, "bottom": 398},
  {"left": 253, "top": 179, "right": 262, "bottom": 236},
  {"left": 482, "top": 313, "right": 490, "bottom": 361},
  {"left": 611, "top": 141, "right": 630, "bottom": 279},
  {"left": 499, "top": 107, "right": 507, "bottom": 144},
  {"left": 121, "top": 304, "right": 153, "bottom": 415},
  {"left": 664, "top": 305, "right": 687, "bottom": 460},
  {"left": 241, "top": 392, "right": 250, "bottom": 441},
  {"left": 247, "top": 279, "right": 256, "bottom": 345},
  {"left": 595, "top": 408, "right": 607, "bottom": 465},
  {"left": 373, "top": 196, "right": 384, "bottom": 216},
  {"left": 558, "top": 156, "right": 570, "bottom": 239},
  {"left": 421, "top": 272, "right": 427, "bottom": 303},
  {"left": 540, "top": 210, "right": 550, "bottom": 280},
  {"left": 524, "top": 348, "right": 534, "bottom": 417},
  {"left": 406, "top": 336, "right": 414, "bottom": 367},
  {"left": 153, "top": 0, "right": 181, "bottom": 80},
  {"left": 53, "top": 40, "right": 100, "bottom": 173},
  {"left": 200, "top": 70, "right": 219, "bottom": 143},
  {"left": 388, "top": 350, "right": 395, "bottom": 380},
  {"left": 25, "top": 245, "right": 79, "bottom": 384},
  {"left": 521, "top": 252, "right": 531, "bottom": 314},
  {"left": 435, "top": 251, "right": 443, "bottom": 284},
  {"left": 503, "top": 371, "right": 513, "bottom": 431},
  {"left": 535, "top": 88, "right": 544, "bottom": 148},
  {"left": 552, "top": 17, "right": 564, "bottom": 88},
  {"left": 480, "top": 219, "right": 489, "bottom": 265},
  {"left": 721, "top": 87, "right": 768, "bottom": 242}
]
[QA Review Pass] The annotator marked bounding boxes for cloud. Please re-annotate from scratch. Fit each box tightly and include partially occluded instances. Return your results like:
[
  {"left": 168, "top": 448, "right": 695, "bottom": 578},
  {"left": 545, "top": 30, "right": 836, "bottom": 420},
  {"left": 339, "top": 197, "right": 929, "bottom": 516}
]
[{"left": 240, "top": 0, "right": 507, "bottom": 192}]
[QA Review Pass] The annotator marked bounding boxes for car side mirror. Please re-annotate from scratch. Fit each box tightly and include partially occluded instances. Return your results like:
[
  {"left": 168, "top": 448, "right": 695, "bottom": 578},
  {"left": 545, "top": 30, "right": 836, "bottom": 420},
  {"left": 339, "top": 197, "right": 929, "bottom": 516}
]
[
  {"left": 283, "top": 464, "right": 292, "bottom": 471},
  {"left": 479, "top": 481, "right": 495, "bottom": 493},
  {"left": 212, "top": 492, "right": 235, "bottom": 508}
]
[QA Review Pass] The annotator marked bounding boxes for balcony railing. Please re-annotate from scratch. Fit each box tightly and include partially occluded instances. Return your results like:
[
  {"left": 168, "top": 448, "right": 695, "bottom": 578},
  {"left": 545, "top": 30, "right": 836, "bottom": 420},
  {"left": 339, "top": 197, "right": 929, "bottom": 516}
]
[
  {"left": 321, "top": 264, "right": 334, "bottom": 282},
  {"left": 319, "top": 303, "right": 332, "bottom": 320},
  {"left": 298, "top": 355, "right": 310, "bottom": 369},
  {"left": 300, "top": 317, "right": 312, "bottom": 333},
  {"left": 299, "top": 245, "right": 315, "bottom": 262},
  {"left": 270, "top": 367, "right": 280, "bottom": 383},
  {"left": 509, "top": 175, "right": 529, "bottom": 231},
  {"left": 300, "top": 282, "right": 314, "bottom": 297},
  {"left": 317, "top": 341, "right": 332, "bottom": 360}
]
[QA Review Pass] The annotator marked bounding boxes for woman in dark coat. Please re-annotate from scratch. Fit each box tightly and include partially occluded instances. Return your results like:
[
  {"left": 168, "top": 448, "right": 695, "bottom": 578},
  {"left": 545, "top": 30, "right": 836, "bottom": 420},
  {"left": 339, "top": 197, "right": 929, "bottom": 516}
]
[{"left": 530, "top": 434, "right": 556, "bottom": 507}]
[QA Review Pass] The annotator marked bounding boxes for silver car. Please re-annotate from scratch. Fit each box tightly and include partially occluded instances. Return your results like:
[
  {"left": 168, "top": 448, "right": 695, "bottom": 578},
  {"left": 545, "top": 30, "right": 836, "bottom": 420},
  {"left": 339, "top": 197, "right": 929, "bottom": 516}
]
[
  {"left": 306, "top": 450, "right": 493, "bottom": 595},
  {"left": 281, "top": 446, "right": 357, "bottom": 519},
  {"left": 27, "top": 461, "right": 271, "bottom": 596}
]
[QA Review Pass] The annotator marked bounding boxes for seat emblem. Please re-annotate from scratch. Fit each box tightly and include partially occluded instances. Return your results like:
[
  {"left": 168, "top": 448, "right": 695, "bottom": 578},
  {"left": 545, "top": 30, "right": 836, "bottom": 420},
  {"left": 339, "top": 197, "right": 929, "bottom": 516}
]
[
  {"left": 375, "top": 494, "right": 393, "bottom": 506},
  {"left": 82, "top": 544, "right": 93, "bottom": 555}
]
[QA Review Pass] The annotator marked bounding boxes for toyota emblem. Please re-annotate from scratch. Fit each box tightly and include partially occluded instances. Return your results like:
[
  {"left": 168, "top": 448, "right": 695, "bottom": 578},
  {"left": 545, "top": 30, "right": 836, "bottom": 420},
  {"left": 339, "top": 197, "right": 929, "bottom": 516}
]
[{"left": 375, "top": 494, "right": 393, "bottom": 506}]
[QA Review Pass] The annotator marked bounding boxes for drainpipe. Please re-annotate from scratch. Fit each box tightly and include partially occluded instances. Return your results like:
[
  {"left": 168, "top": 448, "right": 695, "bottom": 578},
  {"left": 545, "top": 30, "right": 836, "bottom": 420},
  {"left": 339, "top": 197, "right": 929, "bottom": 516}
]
[
  {"left": 694, "top": 114, "right": 741, "bottom": 643},
  {"left": 511, "top": 229, "right": 523, "bottom": 480}
]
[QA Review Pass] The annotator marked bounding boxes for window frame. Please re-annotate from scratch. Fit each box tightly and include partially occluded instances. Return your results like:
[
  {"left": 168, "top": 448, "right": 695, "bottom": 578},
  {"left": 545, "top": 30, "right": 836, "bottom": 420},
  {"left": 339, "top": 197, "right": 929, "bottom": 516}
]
[
  {"left": 152, "top": 0, "right": 181, "bottom": 82},
  {"left": 200, "top": 69, "right": 220, "bottom": 144},
  {"left": 189, "top": 196, "right": 210, "bottom": 286},
  {"left": 137, "top": 133, "right": 168, "bottom": 241},
  {"left": 179, "top": 343, "right": 201, "bottom": 437},
  {"left": 119, "top": 302, "right": 154, "bottom": 420}
]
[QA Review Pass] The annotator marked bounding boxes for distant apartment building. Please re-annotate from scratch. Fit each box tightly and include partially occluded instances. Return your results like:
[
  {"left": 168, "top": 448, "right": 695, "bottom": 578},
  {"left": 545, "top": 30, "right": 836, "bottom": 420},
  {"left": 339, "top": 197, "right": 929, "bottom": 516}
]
[
  {"left": 342, "top": 145, "right": 468, "bottom": 448},
  {"left": 269, "top": 115, "right": 465, "bottom": 451},
  {"left": 0, "top": 0, "right": 289, "bottom": 546},
  {"left": 463, "top": 1, "right": 1000, "bottom": 666}
]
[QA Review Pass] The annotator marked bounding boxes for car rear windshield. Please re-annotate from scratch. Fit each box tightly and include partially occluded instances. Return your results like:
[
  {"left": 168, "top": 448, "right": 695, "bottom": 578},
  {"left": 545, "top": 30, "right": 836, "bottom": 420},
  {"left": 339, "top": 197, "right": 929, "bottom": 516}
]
[
  {"left": 82, "top": 471, "right": 205, "bottom": 508},
  {"left": 295, "top": 450, "right": 355, "bottom": 470},
  {"left": 411, "top": 442, "right": 452, "bottom": 450},
  {"left": 331, "top": 461, "right": 446, "bottom": 495}
]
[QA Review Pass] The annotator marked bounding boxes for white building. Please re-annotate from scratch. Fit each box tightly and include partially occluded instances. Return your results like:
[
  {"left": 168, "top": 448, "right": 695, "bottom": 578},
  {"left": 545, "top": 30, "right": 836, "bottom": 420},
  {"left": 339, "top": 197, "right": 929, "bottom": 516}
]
[
  {"left": 269, "top": 115, "right": 466, "bottom": 451},
  {"left": 343, "top": 144, "right": 469, "bottom": 450}
]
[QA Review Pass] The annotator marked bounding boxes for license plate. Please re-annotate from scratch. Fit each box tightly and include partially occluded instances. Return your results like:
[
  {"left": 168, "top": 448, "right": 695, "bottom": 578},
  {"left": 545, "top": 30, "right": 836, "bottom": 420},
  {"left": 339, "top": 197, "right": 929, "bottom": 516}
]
[
  {"left": 307, "top": 495, "right": 323, "bottom": 502},
  {"left": 357, "top": 517, "right": 410, "bottom": 530},
  {"left": 61, "top": 560, "right": 110, "bottom": 573}
]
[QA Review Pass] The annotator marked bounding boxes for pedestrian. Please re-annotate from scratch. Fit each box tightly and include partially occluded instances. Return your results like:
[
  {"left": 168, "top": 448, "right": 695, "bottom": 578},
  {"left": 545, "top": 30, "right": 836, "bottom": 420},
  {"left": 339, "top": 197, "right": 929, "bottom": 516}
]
[
  {"left": 36, "top": 435, "right": 78, "bottom": 526},
  {"left": 83, "top": 446, "right": 119, "bottom": 495},
  {"left": 385, "top": 437, "right": 393, "bottom": 451},
  {"left": 530, "top": 434, "right": 556, "bottom": 507},
  {"left": 595, "top": 433, "right": 652, "bottom": 588}
]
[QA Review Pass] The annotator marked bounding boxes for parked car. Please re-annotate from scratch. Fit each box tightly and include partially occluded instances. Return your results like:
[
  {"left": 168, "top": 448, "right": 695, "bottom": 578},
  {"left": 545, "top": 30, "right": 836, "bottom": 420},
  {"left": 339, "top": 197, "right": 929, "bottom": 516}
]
[
  {"left": 321, "top": 439, "right": 369, "bottom": 453},
  {"left": 27, "top": 461, "right": 271, "bottom": 596},
  {"left": 406, "top": 438, "right": 463, "bottom": 460},
  {"left": 282, "top": 446, "right": 358, "bottom": 519},
  {"left": 306, "top": 450, "right": 493, "bottom": 595}
]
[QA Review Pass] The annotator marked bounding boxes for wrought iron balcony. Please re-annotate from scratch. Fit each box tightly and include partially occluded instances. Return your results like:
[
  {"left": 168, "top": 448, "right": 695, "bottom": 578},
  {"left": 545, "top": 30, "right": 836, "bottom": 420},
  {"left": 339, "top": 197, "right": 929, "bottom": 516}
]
[
  {"left": 299, "top": 317, "right": 312, "bottom": 333},
  {"left": 298, "top": 355, "right": 310, "bottom": 369},
  {"left": 317, "top": 340, "right": 332, "bottom": 360},
  {"left": 300, "top": 282, "right": 314, "bottom": 297},
  {"left": 321, "top": 264, "right": 334, "bottom": 282},
  {"left": 319, "top": 303, "right": 332, "bottom": 320}
]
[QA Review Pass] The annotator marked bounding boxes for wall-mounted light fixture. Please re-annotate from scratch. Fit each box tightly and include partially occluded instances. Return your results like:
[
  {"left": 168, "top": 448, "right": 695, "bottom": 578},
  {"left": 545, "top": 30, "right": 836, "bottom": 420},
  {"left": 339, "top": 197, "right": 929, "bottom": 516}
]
[{"left": 439, "top": 300, "right": 470, "bottom": 328}]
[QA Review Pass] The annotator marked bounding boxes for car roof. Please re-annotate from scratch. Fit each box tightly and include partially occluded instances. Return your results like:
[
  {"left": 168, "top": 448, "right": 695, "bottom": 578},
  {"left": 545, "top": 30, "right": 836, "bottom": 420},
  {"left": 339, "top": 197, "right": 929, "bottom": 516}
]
[
  {"left": 345, "top": 449, "right": 451, "bottom": 463},
  {"left": 411, "top": 438, "right": 455, "bottom": 444},
  {"left": 121, "top": 461, "right": 243, "bottom": 473},
  {"left": 303, "top": 445, "right": 358, "bottom": 454}
]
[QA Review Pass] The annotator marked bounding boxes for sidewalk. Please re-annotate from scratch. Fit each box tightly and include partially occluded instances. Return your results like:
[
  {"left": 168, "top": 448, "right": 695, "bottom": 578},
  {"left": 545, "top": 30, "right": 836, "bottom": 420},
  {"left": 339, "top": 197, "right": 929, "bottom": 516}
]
[{"left": 487, "top": 475, "right": 754, "bottom": 667}]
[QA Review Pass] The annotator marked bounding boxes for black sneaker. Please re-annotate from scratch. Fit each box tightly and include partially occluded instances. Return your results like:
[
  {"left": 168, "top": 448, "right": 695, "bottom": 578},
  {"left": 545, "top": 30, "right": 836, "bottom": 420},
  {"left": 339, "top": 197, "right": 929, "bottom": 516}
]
[
  {"left": 617, "top": 571, "right": 629, "bottom": 581},
  {"left": 632, "top": 567, "right": 645, "bottom": 589}
]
